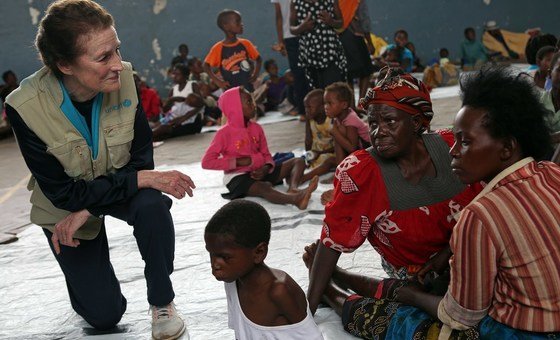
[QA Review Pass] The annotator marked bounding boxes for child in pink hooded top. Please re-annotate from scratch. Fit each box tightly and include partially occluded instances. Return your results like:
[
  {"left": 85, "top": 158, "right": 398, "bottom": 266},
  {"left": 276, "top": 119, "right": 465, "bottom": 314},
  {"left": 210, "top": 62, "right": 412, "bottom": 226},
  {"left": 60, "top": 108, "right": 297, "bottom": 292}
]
[{"left": 202, "top": 86, "right": 318, "bottom": 209}]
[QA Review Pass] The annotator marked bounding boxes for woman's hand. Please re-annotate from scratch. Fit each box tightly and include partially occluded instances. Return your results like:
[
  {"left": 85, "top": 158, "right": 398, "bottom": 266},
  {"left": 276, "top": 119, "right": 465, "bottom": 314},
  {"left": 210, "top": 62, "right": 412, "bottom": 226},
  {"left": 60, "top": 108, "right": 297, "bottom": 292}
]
[
  {"left": 51, "top": 209, "right": 91, "bottom": 254},
  {"left": 415, "top": 246, "right": 452, "bottom": 284},
  {"left": 317, "top": 10, "right": 333, "bottom": 26},
  {"left": 138, "top": 170, "right": 196, "bottom": 199},
  {"left": 272, "top": 42, "right": 287, "bottom": 56},
  {"left": 300, "top": 14, "right": 315, "bottom": 33}
]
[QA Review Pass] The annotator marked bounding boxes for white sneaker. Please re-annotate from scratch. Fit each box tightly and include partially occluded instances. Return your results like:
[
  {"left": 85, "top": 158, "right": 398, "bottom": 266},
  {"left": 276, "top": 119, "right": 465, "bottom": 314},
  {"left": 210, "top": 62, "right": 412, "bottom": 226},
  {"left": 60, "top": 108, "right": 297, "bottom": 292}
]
[{"left": 150, "top": 302, "right": 188, "bottom": 340}]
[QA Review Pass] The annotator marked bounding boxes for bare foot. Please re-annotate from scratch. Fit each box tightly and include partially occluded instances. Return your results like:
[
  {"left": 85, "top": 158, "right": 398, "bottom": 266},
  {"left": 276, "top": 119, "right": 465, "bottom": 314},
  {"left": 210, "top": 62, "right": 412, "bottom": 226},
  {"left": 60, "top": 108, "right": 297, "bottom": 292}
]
[
  {"left": 296, "top": 175, "right": 319, "bottom": 210},
  {"left": 320, "top": 189, "right": 334, "bottom": 205},
  {"left": 302, "top": 240, "right": 319, "bottom": 271}
]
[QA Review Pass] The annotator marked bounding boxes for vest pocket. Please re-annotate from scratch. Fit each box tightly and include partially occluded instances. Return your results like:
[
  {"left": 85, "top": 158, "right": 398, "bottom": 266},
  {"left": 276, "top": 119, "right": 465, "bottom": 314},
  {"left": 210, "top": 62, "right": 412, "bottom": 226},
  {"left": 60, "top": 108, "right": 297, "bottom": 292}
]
[
  {"left": 105, "top": 127, "right": 133, "bottom": 169},
  {"left": 47, "top": 140, "right": 90, "bottom": 178}
]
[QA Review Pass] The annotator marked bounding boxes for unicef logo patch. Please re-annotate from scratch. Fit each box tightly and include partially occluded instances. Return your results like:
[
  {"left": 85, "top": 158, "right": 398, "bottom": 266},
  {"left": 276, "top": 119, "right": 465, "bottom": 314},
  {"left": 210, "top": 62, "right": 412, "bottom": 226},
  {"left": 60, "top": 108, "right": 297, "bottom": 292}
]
[{"left": 105, "top": 99, "right": 133, "bottom": 113}]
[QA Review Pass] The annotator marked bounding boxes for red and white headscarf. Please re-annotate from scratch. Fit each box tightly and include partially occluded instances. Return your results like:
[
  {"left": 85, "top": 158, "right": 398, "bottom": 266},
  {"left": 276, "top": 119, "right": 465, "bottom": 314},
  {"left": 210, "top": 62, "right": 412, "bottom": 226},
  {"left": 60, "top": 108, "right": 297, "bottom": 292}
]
[{"left": 359, "top": 72, "right": 434, "bottom": 129}]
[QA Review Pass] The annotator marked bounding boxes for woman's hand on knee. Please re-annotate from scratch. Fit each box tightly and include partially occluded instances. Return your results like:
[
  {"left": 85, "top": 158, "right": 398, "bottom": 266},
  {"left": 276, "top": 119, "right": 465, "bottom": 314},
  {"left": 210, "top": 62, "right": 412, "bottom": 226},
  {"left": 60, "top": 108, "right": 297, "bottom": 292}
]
[
  {"left": 138, "top": 170, "right": 196, "bottom": 199},
  {"left": 52, "top": 209, "right": 91, "bottom": 254}
]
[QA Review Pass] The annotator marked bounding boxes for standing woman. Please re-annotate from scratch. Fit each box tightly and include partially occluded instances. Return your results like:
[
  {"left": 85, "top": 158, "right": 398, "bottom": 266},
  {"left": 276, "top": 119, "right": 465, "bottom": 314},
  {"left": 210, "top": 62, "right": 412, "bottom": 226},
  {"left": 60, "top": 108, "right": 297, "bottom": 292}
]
[
  {"left": 290, "top": 0, "right": 347, "bottom": 89},
  {"left": 5, "top": 1, "right": 193, "bottom": 339}
]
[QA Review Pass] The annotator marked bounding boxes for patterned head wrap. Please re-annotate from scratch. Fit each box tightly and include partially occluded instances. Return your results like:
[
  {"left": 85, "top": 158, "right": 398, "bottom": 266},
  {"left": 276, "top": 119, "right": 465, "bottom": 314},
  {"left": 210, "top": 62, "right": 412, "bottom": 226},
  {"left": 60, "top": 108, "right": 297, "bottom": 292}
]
[{"left": 358, "top": 70, "right": 434, "bottom": 129}]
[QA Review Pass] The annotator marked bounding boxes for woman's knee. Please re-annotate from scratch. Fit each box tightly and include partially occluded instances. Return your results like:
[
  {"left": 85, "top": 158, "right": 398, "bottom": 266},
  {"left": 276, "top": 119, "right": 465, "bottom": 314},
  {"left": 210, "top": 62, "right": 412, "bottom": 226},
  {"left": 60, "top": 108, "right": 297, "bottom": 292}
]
[
  {"left": 131, "top": 189, "right": 172, "bottom": 214},
  {"left": 80, "top": 297, "right": 126, "bottom": 330},
  {"left": 128, "top": 189, "right": 173, "bottom": 228},
  {"left": 85, "top": 311, "right": 124, "bottom": 330}
]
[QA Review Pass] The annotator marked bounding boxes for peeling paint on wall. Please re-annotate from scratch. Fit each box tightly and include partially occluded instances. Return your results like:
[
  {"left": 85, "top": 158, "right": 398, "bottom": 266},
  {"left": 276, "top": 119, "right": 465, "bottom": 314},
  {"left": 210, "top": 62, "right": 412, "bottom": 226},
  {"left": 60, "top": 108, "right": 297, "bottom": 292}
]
[
  {"left": 153, "top": 0, "right": 167, "bottom": 15},
  {"left": 29, "top": 6, "right": 40, "bottom": 25},
  {"left": 152, "top": 38, "right": 162, "bottom": 61}
]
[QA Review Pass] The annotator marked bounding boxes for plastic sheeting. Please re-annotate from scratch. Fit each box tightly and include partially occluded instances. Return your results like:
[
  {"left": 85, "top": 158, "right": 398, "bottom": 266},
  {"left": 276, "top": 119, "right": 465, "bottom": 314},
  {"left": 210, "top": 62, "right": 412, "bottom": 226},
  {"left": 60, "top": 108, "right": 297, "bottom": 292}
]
[
  {"left": 201, "top": 111, "right": 299, "bottom": 134},
  {"left": 0, "top": 162, "right": 386, "bottom": 339}
]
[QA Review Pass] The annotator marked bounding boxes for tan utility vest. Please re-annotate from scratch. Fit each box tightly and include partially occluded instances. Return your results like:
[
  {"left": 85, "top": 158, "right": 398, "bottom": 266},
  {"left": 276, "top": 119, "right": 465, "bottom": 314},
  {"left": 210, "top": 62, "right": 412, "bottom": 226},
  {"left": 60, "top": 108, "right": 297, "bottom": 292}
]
[{"left": 6, "top": 62, "right": 138, "bottom": 239}]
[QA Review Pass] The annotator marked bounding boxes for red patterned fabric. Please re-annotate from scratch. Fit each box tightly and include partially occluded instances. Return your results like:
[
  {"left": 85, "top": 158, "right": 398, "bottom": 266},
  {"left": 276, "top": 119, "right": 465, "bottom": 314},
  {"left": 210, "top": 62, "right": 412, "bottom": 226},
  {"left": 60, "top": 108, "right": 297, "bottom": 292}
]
[{"left": 321, "top": 132, "right": 482, "bottom": 275}]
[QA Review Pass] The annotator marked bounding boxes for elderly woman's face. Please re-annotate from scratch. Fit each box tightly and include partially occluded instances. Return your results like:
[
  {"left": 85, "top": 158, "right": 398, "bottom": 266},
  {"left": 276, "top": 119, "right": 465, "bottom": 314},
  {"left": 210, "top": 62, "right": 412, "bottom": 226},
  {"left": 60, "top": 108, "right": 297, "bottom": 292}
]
[
  {"left": 368, "top": 103, "right": 417, "bottom": 159},
  {"left": 450, "top": 106, "right": 504, "bottom": 184},
  {"left": 60, "top": 26, "right": 123, "bottom": 99}
]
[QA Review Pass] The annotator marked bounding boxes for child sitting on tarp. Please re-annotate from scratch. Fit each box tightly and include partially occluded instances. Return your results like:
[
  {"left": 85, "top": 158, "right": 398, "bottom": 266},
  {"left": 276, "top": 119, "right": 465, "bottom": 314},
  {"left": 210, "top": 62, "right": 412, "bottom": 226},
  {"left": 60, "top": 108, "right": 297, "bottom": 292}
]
[
  {"left": 533, "top": 46, "right": 555, "bottom": 90},
  {"left": 151, "top": 93, "right": 204, "bottom": 141},
  {"left": 301, "top": 89, "right": 336, "bottom": 183},
  {"left": 201, "top": 86, "right": 318, "bottom": 209},
  {"left": 204, "top": 200, "right": 323, "bottom": 340},
  {"left": 423, "top": 48, "right": 459, "bottom": 90},
  {"left": 262, "top": 59, "right": 288, "bottom": 112}
]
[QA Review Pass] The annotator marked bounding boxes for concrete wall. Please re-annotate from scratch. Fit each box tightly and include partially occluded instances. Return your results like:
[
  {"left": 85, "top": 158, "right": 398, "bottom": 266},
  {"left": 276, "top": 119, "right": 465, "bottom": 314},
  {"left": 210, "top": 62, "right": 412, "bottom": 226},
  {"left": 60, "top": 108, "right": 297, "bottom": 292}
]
[{"left": 1, "top": 0, "right": 558, "bottom": 97}]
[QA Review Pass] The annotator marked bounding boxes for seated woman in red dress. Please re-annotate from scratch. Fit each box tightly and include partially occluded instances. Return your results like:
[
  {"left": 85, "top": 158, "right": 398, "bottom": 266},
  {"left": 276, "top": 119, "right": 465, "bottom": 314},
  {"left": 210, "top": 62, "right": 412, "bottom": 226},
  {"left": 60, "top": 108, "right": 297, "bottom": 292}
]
[{"left": 304, "top": 69, "right": 482, "bottom": 338}]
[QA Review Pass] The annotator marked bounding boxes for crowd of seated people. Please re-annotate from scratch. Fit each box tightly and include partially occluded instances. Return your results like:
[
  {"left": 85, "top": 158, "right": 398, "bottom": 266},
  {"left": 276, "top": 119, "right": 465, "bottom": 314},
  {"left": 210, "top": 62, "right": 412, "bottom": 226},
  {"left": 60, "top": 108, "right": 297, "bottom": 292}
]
[{"left": 4, "top": 2, "right": 560, "bottom": 339}]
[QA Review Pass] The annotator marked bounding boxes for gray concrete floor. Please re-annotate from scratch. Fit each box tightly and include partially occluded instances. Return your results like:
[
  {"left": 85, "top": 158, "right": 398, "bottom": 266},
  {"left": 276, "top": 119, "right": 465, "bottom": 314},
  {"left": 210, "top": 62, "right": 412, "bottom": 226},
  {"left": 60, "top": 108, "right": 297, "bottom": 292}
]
[{"left": 0, "top": 96, "right": 461, "bottom": 243}]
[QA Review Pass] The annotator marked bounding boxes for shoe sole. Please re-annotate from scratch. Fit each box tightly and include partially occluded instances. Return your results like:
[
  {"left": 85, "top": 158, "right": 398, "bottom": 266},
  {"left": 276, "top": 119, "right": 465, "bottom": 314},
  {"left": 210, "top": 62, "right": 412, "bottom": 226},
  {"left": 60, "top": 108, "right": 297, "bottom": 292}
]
[{"left": 152, "top": 323, "right": 187, "bottom": 340}]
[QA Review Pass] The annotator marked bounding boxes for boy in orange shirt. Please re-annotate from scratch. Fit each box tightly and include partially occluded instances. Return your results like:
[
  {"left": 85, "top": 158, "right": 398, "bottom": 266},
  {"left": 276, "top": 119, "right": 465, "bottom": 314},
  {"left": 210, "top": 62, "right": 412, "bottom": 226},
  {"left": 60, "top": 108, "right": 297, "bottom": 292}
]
[{"left": 204, "top": 9, "right": 262, "bottom": 91}]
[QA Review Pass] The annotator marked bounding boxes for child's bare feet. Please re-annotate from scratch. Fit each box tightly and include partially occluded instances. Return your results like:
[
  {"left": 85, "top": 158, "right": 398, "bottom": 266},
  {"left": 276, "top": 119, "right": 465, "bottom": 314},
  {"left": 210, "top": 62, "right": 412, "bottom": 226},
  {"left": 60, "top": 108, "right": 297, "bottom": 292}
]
[
  {"left": 296, "top": 175, "right": 319, "bottom": 210},
  {"left": 320, "top": 189, "right": 334, "bottom": 205},
  {"left": 302, "top": 240, "right": 319, "bottom": 271}
]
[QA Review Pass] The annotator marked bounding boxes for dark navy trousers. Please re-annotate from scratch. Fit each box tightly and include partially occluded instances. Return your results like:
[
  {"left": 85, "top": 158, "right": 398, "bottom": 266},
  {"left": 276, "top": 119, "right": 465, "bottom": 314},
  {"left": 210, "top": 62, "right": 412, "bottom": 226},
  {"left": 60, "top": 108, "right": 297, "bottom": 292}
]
[
  {"left": 285, "top": 37, "right": 309, "bottom": 116},
  {"left": 43, "top": 188, "right": 175, "bottom": 330}
]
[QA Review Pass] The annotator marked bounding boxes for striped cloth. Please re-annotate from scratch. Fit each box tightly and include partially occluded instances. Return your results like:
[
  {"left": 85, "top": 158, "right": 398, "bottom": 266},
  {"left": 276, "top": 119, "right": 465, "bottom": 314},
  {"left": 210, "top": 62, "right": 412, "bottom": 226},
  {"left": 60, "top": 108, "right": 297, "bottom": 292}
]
[{"left": 442, "top": 159, "right": 560, "bottom": 332}]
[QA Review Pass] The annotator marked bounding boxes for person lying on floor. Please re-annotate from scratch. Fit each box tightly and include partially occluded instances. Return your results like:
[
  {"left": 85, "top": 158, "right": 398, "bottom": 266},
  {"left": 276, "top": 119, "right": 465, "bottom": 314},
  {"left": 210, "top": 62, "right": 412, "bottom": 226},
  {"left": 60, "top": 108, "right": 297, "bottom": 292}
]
[
  {"left": 304, "top": 66, "right": 560, "bottom": 339},
  {"left": 201, "top": 86, "right": 318, "bottom": 209}
]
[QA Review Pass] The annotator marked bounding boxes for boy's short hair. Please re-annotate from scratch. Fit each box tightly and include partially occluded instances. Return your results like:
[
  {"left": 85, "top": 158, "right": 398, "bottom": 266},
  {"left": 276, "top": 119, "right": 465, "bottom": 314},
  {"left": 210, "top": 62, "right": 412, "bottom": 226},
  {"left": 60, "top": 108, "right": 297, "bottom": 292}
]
[
  {"left": 2, "top": 70, "right": 15, "bottom": 82},
  {"left": 464, "top": 27, "right": 475, "bottom": 36},
  {"left": 305, "top": 88, "right": 324, "bottom": 102},
  {"left": 173, "top": 63, "right": 190, "bottom": 77},
  {"left": 536, "top": 46, "right": 556, "bottom": 62},
  {"left": 264, "top": 59, "right": 277, "bottom": 71},
  {"left": 460, "top": 66, "right": 552, "bottom": 160},
  {"left": 525, "top": 33, "right": 558, "bottom": 65},
  {"left": 217, "top": 9, "right": 239, "bottom": 30},
  {"left": 205, "top": 200, "right": 271, "bottom": 248},
  {"left": 394, "top": 29, "right": 408, "bottom": 39},
  {"left": 325, "top": 81, "right": 353, "bottom": 105},
  {"left": 439, "top": 48, "right": 449, "bottom": 58}
]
